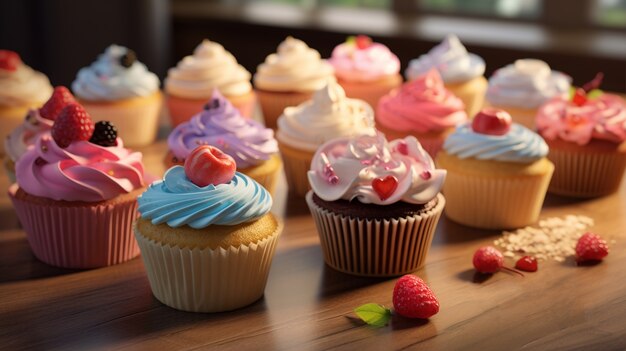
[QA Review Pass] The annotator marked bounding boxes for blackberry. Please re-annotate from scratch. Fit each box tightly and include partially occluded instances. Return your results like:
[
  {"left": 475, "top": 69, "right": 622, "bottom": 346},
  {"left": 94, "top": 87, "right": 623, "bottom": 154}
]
[
  {"left": 120, "top": 49, "right": 137, "bottom": 68},
  {"left": 90, "top": 121, "right": 118, "bottom": 147}
]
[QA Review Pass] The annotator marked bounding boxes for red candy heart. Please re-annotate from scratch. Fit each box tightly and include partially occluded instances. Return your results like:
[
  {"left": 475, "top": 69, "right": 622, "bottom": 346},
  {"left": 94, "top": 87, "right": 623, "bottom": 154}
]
[
  {"left": 372, "top": 175, "right": 398, "bottom": 201},
  {"left": 184, "top": 145, "right": 236, "bottom": 187}
]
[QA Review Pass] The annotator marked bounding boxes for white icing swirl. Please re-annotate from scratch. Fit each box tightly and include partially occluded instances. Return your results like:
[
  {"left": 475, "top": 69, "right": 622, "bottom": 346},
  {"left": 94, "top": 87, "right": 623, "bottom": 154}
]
[
  {"left": 0, "top": 64, "right": 52, "bottom": 106},
  {"left": 276, "top": 80, "right": 376, "bottom": 151},
  {"left": 165, "top": 39, "right": 252, "bottom": 98},
  {"left": 72, "top": 45, "right": 160, "bottom": 101},
  {"left": 486, "top": 59, "right": 571, "bottom": 108},
  {"left": 308, "top": 132, "right": 445, "bottom": 205},
  {"left": 254, "top": 37, "right": 335, "bottom": 92},
  {"left": 406, "top": 34, "right": 485, "bottom": 84},
  {"left": 4, "top": 109, "right": 53, "bottom": 162}
]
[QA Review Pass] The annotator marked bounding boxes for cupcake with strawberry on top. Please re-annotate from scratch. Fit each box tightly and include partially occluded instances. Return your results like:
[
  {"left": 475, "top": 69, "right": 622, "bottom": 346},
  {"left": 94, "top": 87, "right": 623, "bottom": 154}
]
[
  {"left": 9, "top": 100, "right": 146, "bottom": 269},
  {"left": 329, "top": 35, "right": 402, "bottom": 108},
  {"left": 536, "top": 73, "right": 626, "bottom": 197}
]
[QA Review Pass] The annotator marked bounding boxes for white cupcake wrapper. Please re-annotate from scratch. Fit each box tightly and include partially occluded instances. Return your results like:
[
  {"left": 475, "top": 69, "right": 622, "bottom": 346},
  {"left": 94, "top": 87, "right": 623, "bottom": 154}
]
[
  {"left": 306, "top": 191, "right": 445, "bottom": 277},
  {"left": 135, "top": 222, "right": 282, "bottom": 313}
]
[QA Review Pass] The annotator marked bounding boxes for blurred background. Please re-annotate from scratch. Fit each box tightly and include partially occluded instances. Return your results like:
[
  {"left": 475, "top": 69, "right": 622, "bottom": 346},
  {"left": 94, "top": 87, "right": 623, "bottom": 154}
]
[{"left": 1, "top": 0, "right": 624, "bottom": 91}]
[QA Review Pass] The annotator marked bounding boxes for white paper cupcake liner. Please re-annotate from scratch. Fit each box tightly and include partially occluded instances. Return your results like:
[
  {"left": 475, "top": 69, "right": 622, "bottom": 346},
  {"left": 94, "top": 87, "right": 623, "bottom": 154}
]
[
  {"left": 306, "top": 191, "right": 445, "bottom": 277},
  {"left": 135, "top": 222, "right": 282, "bottom": 313}
]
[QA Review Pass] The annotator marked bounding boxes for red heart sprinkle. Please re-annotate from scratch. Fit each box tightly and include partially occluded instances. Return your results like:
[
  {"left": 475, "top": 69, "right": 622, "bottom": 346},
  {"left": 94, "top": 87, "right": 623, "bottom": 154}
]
[{"left": 372, "top": 175, "right": 398, "bottom": 201}]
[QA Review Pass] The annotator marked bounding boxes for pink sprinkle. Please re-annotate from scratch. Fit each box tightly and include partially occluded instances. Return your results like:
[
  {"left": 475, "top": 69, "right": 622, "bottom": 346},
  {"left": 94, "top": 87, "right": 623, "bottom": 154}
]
[
  {"left": 396, "top": 141, "right": 409, "bottom": 155},
  {"left": 420, "top": 171, "right": 431, "bottom": 180},
  {"left": 327, "top": 175, "right": 339, "bottom": 185}
]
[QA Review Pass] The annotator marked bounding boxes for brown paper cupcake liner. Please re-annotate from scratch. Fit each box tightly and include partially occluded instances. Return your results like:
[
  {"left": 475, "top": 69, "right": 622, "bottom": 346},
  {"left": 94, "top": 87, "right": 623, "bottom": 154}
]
[
  {"left": 256, "top": 90, "right": 313, "bottom": 129},
  {"left": 442, "top": 169, "right": 553, "bottom": 229},
  {"left": 135, "top": 222, "right": 282, "bottom": 313},
  {"left": 306, "top": 191, "right": 445, "bottom": 277},
  {"left": 547, "top": 147, "right": 626, "bottom": 197},
  {"left": 278, "top": 142, "right": 314, "bottom": 197},
  {"left": 8, "top": 184, "right": 140, "bottom": 269}
]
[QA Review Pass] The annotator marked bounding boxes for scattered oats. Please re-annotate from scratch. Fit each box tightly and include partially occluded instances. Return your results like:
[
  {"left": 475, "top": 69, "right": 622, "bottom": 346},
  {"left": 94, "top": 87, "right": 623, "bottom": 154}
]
[{"left": 494, "top": 215, "right": 595, "bottom": 261}]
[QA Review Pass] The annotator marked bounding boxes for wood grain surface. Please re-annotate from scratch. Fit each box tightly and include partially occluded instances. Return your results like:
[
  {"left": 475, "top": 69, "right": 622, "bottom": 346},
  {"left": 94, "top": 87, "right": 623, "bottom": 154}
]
[{"left": 1, "top": 140, "right": 625, "bottom": 351}]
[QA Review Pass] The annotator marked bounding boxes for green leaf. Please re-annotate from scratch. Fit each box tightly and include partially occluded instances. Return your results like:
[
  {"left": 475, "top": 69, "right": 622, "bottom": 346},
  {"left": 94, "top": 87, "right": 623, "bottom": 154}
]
[
  {"left": 587, "top": 89, "right": 604, "bottom": 99},
  {"left": 346, "top": 36, "right": 356, "bottom": 45},
  {"left": 568, "top": 86, "right": 576, "bottom": 100},
  {"left": 354, "top": 303, "right": 392, "bottom": 327}
]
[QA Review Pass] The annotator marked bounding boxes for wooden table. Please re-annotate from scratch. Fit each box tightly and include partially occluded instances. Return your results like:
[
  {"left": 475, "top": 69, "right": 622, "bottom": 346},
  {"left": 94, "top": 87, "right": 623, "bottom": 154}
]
[{"left": 1, "top": 141, "right": 625, "bottom": 351}]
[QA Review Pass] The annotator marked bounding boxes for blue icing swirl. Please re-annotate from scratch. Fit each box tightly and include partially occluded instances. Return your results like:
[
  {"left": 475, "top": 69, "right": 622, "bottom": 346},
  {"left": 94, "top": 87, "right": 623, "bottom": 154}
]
[
  {"left": 443, "top": 123, "right": 548, "bottom": 163},
  {"left": 138, "top": 166, "right": 272, "bottom": 228}
]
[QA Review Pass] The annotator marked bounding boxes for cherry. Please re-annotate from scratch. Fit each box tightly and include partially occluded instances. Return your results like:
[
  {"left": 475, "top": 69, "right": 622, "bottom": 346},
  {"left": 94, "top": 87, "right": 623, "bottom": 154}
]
[
  {"left": 515, "top": 256, "right": 538, "bottom": 272},
  {"left": 471, "top": 108, "right": 512, "bottom": 136},
  {"left": 184, "top": 145, "right": 236, "bottom": 187},
  {"left": 572, "top": 88, "right": 587, "bottom": 107},
  {"left": 355, "top": 35, "right": 372, "bottom": 50},
  {"left": 0, "top": 50, "right": 21, "bottom": 72}
]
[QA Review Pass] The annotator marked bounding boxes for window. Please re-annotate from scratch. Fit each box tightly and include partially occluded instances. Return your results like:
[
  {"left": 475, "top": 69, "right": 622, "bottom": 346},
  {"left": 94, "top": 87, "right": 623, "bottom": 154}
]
[
  {"left": 419, "top": 0, "right": 541, "bottom": 19},
  {"left": 593, "top": 0, "right": 626, "bottom": 27}
]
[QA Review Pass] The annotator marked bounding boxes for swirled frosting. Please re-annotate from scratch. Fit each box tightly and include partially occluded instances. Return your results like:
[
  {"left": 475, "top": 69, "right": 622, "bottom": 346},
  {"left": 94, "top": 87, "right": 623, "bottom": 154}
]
[
  {"left": 406, "top": 34, "right": 485, "bottom": 84},
  {"left": 165, "top": 39, "right": 252, "bottom": 98},
  {"left": 72, "top": 45, "right": 160, "bottom": 101},
  {"left": 486, "top": 59, "right": 571, "bottom": 108},
  {"left": 443, "top": 123, "right": 548, "bottom": 163},
  {"left": 276, "top": 80, "right": 376, "bottom": 151},
  {"left": 308, "top": 132, "right": 445, "bottom": 205},
  {"left": 138, "top": 167, "right": 271, "bottom": 228},
  {"left": 168, "top": 90, "right": 278, "bottom": 168},
  {"left": 537, "top": 93, "right": 626, "bottom": 145},
  {"left": 254, "top": 37, "right": 334, "bottom": 92},
  {"left": 0, "top": 58, "right": 52, "bottom": 106},
  {"left": 329, "top": 37, "right": 400, "bottom": 82},
  {"left": 377, "top": 69, "right": 467, "bottom": 133},
  {"left": 4, "top": 109, "right": 53, "bottom": 162},
  {"left": 15, "top": 134, "right": 145, "bottom": 202}
]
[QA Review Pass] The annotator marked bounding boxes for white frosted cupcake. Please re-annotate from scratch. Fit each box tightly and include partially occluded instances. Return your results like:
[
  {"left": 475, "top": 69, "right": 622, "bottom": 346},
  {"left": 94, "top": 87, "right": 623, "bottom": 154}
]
[
  {"left": 72, "top": 45, "right": 162, "bottom": 147},
  {"left": 165, "top": 39, "right": 256, "bottom": 125},
  {"left": 406, "top": 34, "right": 487, "bottom": 118},
  {"left": 254, "top": 37, "right": 335, "bottom": 129},
  {"left": 276, "top": 80, "right": 375, "bottom": 197},
  {"left": 485, "top": 59, "right": 571, "bottom": 129}
]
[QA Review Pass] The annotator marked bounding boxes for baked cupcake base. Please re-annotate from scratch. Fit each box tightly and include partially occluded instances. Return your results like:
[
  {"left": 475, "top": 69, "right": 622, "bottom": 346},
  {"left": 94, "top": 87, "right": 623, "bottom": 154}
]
[
  {"left": 277, "top": 140, "right": 314, "bottom": 197},
  {"left": 166, "top": 91, "right": 257, "bottom": 127},
  {"left": 306, "top": 191, "right": 445, "bottom": 277},
  {"left": 546, "top": 138, "right": 626, "bottom": 197},
  {"left": 445, "top": 76, "right": 488, "bottom": 118},
  {"left": 9, "top": 185, "right": 143, "bottom": 269},
  {"left": 256, "top": 89, "right": 313, "bottom": 129},
  {"left": 337, "top": 74, "right": 403, "bottom": 109},
  {"left": 79, "top": 91, "right": 163, "bottom": 147},
  {"left": 134, "top": 214, "right": 282, "bottom": 313},
  {"left": 437, "top": 152, "right": 554, "bottom": 229}
]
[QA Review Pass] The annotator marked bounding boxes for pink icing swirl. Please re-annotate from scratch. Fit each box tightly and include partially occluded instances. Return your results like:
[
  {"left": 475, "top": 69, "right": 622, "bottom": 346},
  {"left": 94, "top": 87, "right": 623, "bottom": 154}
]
[
  {"left": 536, "top": 93, "right": 626, "bottom": 145},
  {"left": 376, "top": 69, "right": 468, "bottom": 133},
  {"left": 15, "top": 135, "right": 145, "bottom": 202},
  {"left": 329, "top": 40, "right": 400, "bottom": 82}
]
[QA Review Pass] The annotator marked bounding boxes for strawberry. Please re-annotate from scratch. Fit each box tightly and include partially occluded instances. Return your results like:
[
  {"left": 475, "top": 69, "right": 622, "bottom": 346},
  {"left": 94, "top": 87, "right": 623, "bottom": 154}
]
[
  {"left": 575, "top": 232, "right": 609, "bottom": 263},
  {"left": 392, "top": 275, "right": 439, "bottom": 319},
  {"left": 0, "top": 50, "right": 21, "bottom": 71},
  {"left": 572, "top": 88, "right": 587, "bottom": 107},
  {"left": 515, "top": 256, "right": 538, "bottom": 272},
  {"left": 51, "top": 103, "right": 94, "bottom": 148},
  {"left": 40, "top": 86, "right": 76, "bottom": 121}
]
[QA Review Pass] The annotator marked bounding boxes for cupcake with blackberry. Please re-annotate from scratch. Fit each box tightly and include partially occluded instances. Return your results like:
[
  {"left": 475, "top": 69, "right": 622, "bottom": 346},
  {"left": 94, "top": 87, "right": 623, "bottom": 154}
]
[
  {"left": 135, "top": 145, "right": 282, "bottom": 312},
  {"left": 9, "top": 101, "right": 145, "bottom": 268},
  {"left": 306, "top": 132, "right": 446, "bottom": 277},
  {"left": 166, "top": 89, "right": 280, "bottom": 194},
  {"left": 72, "top": 45, "right": 161, "bottom": 147},
  {"left": 328, "top": 35, "right": 402, "bottom": 108},
  {"left": 437, "top": 108, "right": 554, "bottom": 229},
  {"left": 536, "top": 74, "right": 626, "bottom": 197},
  {"left": 165, "top": 39, "right": 256, "bottom": 126},
  {"left": 0, "top": 50, "right": 53, "bottom": 155},
  {"left": 376, "top": 69, "right": 468, "bottom": 157},
  {"left": 406, "top": 35, "right": 487, "bottom": 117},
  {"left": 277, "top": 80, "right": 375, "bottom": 197}
]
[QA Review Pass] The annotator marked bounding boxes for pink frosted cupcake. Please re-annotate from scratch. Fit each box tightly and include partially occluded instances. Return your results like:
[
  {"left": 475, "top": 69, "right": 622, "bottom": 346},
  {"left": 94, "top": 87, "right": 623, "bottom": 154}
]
[
  {"left": 376, "top": 69, "right": 468, "bottom": 157},
  {"left": 537, "top": 84, "right": 626, "bottom": 197},
  {"left": 329, "top": 35, "right": 402, "bottom": 108},
  {"left": 8, "top": 102, "right": 145, "bottom": 269},
  {"left": 165, "top": 39, "right": 256, "bottom": 126}
]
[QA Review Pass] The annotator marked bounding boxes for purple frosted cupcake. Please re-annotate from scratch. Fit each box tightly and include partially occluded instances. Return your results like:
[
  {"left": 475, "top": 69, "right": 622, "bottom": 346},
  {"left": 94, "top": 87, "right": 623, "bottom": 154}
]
[{"left": 166, "top": 89, "right": 281, "bottom": 194}]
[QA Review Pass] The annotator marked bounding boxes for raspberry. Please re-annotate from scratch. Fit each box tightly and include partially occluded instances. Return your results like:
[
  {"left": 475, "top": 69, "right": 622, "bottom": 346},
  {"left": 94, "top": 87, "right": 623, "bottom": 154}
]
[
  {"left": 89, "top": 121, "right": 118, "bottom": 147},
  {"left": 40, "top": 86, "right": 76, "bottom": 121},
  {"left": 473, "top": 246, "right": 504, "bottom": 274},
  {"left": 51, "top": 103, "right": 94, "bottom": 148},
  {"left": 515, "top": 256, "right": 538, "bottom": 272},
  {"left": 392, "top": 275, "right": 439, "bottom": 319},
  {"left": 0, "top": 50, "right": 21, "bottom": 71},
  {"left": 575, "top": 232, "right": 609, "bottom": 263}
]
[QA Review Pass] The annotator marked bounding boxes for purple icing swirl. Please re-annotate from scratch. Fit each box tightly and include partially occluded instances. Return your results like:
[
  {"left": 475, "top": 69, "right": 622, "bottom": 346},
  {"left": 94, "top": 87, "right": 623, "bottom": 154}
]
[{"left": 168, "top": 89, "right": 278, "bottom": 169}]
